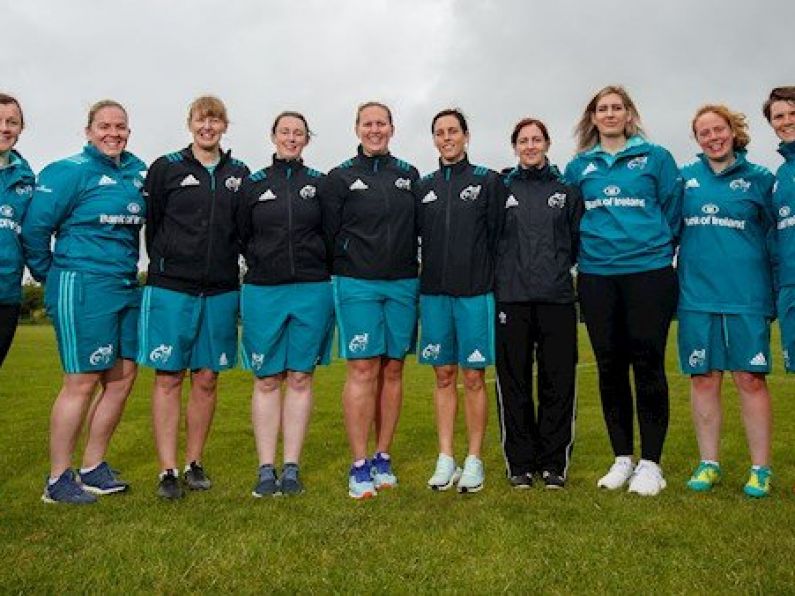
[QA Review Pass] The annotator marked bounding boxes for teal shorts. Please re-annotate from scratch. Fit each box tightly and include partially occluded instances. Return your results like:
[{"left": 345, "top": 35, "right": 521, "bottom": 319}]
[
  {"left": 777, "top": 286, "right": 795, "bottom": 372},
  {"left": 332, "top": 276, "right": 418, "bottom": 360},
  {"left": 138, "top": 286, "right": 239, "bottom": 372},
  {"left": 45, "top": 270, "right": 140, "bottom": 374},
  {"left": 678, "top": 310, "right": 771, "bottom": 375},
  {"left": 418, "top": 293, "right": 495, "bottom": 368},
  {"left": 240, "top": 282, "right": 334, "bottom": 377}
]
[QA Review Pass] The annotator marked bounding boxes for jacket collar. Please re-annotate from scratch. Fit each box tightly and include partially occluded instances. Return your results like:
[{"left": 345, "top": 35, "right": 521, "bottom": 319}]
[
  {"left": 439, "top": 154, "right": 470, "bottom": 177},
  {"left": 779, "top": 140, "right": 795, "bottom": 162},
  {"left": 584, "top": 135, "right": 648, "bottom": 163},
  {"left": 355, "top": 144, "right": 391, "bottom": 172},
  {"left": 0, "top": 149, "right": 34, "bottom": 188},
  {"left": 514, "top": 160, "right": 559, "bottom": 182},
  {"left": 83, "top": 143, "right": 138, "bottom": 170},
  {"left": 182, "top": 145, "right": 231, "bottom": 169},
  {"left": 271, "top": 153, "right": 303, "bottom": 174},
  {"left": 696, "top": 149, "right": 749, "bottom": 177}
]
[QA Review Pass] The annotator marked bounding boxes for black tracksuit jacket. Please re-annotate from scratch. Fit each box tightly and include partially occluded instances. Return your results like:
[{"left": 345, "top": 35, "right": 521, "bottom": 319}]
[
  {"left": 144, "top": 146, "right": 249, "bottom": 296},
  {"left": 323, "top": 146, "right": 420, "bottom": 280},
  {"left": 495, "top": 162, "right": 584, "bottom": 303},
  {"left": 237, "top": 156, "right": 329, "bottom": 285},
  {"left": 415, "top": 157, "right": 503, "bottom": 296}
]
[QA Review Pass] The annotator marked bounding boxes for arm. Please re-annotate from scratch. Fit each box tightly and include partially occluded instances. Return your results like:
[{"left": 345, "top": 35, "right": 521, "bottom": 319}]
[
  {"left": 319, "top": 171, "right": 346, "bottom": 271},
  {"left": 567, "top": 184, "right": 585, "bottom": 264},
  {"left": 486, "top": 170, "right": 505, "bottom": 257},
  {"left": 656, "top": 148, "right": 684, "bottom": 244},
  {"left": 143, "top": 157, "right": 168, "bottom": 253}
]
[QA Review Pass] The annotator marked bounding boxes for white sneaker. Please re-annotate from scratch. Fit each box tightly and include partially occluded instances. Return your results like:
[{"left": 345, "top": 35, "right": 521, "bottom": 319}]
[
  {"left": 427, "top": 454, "right": 462, "bottom": 491},
  {"left": 457, "top": 455, "right": 485, "bottom": 493},
  {"left": 597, "top": 456, "right": 635, "bottom": 490},
  {"left": 627, "top": 459, "right": 667, "bottom": 496}
]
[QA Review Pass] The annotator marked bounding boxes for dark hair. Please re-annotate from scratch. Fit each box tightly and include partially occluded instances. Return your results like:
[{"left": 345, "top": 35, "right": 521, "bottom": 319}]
[
  {"left": 763, "top": 86, "right": 795, "bottom": 122},
  {"left": 271, "top": 111, "right": 312, "bottom": 137},
  {"left": 511, "top": 118, "right": 550, "bottom": 145},
  {"left": 431, "top": 108, "right": 468, "bottom": 134},
  {"left": 356, "top": 101, "right": 393, "bottom": 125},
  {"left": 0, "top": 93, "right": 25, "bottom": 128}
]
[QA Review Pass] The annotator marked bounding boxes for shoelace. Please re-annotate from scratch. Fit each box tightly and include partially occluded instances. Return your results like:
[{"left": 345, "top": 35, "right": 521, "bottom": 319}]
[{"left": 282, "top": 467, "right": 299, "bottom": 482}]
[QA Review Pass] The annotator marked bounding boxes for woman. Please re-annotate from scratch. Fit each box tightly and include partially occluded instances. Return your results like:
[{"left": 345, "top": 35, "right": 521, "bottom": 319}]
[
  {"left": 324, "top": 101, "right": 420, "bottom": 499},
  {"left": 139, "top": 96, "right": 249, "bottom": 499},
  {"left": 416, "top": 109, "right": 501, "bottom": 493},
  {"left": 22, "top": 100, "right": 146, "bottom": 504},
  {"left": 0, "top": 93, "right": 35, "bottom": 367},
  {"left": 237, "top": 111, "right": 334, "bottom": 497},
  {"left": 564, "top": 85, "right": 681, "bottom": 496},
  {"left": 679, "top": 105, "right": 775, "bottom": 498},
  {"left": 495, "top": 118, "right": 583, "bottom": 490}
]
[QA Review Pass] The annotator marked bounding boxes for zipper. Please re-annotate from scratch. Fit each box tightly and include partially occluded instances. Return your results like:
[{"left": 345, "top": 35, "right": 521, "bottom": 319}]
[
  {"left": 287, "top": 167, "right": 296, "bottom": 277},
  {"left": 203, "top": 166, "right": 218, "bottom": 289},
  {"left": 374, "top": 158, "right": 392, "bottom": 271},
  {"left": 442, "top": 167, "right": 452, "bottom": 288}
]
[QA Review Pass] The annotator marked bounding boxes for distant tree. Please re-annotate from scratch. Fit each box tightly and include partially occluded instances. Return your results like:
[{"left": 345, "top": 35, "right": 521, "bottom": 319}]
[{"left": 20, "top": 283, "right": 47, "bottom": 323}]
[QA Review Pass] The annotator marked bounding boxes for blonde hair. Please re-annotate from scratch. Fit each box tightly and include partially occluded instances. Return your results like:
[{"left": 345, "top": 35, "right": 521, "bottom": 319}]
[
  {"left": 574, "top": 85, "right": 644, "bottom": 153},
  {"left": 692, "top": 104, "right": 750, "bottom": 150},
  {"left": 86, "top": 99, "right": 127, "bottom": 128},
  {"left": 187, "top": 95, "right": 228, "bottom": 125}
]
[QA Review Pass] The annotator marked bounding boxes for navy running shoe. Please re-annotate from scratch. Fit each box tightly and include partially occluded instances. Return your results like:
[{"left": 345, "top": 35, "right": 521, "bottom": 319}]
[
  {"left": 252, "top": 465, "right": 280, "bottom": 498},
  {"left": 80, "top": 462, "right": 130, "bottom": 495},
  {"left": 42, "top": 469, "right": 97, "bottom": 504},
  {"left": 371, "top": 452, "right": 397, "bottom": 490},
  {"left": 280, "top": 463, "right": 304, "bottom": 496}
]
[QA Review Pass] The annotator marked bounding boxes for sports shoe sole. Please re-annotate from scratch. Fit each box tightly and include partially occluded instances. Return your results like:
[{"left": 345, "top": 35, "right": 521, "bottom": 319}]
[
  {"left": 41, "top": 493, "right": 96, "bottom": 504},
  {"left": 348, "top": 489, "right": 376, "bottom": 499},
  {"left": 457, "top": 481, "right": 484, "bottom": 494},
  {"left": 251, "top": 490, "right": 282, "bottom": 498},
  {"left": 82, "top": 484, "right": 129, "bottom": 496},
  {"left": 428, "top": 468, "right": 462, "bottom": 491}
]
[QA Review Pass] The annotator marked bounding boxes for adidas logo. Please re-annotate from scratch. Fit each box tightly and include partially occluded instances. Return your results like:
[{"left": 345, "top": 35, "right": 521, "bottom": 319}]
[
  {"left": 180, "top": 174, "right": 200, "bottom": 187},
  {"left": 505, "top": 195, "right": 519, "bottom": 209},
  {"left": 466, "top": 349, "right": 486, "bottom": 364},
  {"left": 685, "top": 178, "right": 700, "bottom": 189},
  {"left": 258, "top": 189, "right": 277, "bottom": 202},
  {"left": 350, "top": 178, "right": 368, "bottom": 191},
  {"left": 422, "top": 190, "right": 438, "bottom": 204},
  {"left": 581, "top": 162, "right": 597, "bottom": 176},
  {"left": 749, "top": 352, "right": 767, "bottom": 366},
  {"left": 98, "top": 175, "right": 117, "bottom": 186}
]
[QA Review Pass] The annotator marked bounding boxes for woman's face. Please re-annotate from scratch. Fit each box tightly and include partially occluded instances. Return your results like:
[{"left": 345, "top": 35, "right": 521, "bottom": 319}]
[
  {"left": 356, "top": 106, "right": 393, "bottom": 156},
  {"left": 86, "top": 106, "right": 129, "bottom": 159},
  {"left": 272, "top": 115, "right": 308, "bottom": 160},
  {"left": 592, "top": 93, "right": 631, "bottom": 140},
  {"left": 514, "top": 123, "right": 550, "bottom": 168},
  {"left": 189, "top": 110, "right": 227, "bottom": 153},
  {"left": 0, "top": 103, "right": 23, "bottom": 154},
  {"left": 433, "top": 115, "right": 468, "bottom": 164},
  {"left": 770, "top": 100, "right": 795, "bottom": 144},
  {"left": 694, "top": 111, "right": 735, "bottom": 163}
]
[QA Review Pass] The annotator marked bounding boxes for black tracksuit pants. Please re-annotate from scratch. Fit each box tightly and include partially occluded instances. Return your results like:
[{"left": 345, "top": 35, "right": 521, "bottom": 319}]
[
  {"left": 577, "top": 266, "right": 678, "bottom": 464},
  {"left": 0, "top": 304, "right": 21, "bottom": 368},
  {"left": 495, "top": 302, "right": 577, "bottom": 478}
]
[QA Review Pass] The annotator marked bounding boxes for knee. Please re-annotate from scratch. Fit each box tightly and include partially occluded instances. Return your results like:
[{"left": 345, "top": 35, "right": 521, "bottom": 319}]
[
  {"left": 380, "top": 358, "right": 404, "bottom": 383},
  {"left": 691, "top": 372, "right": 721, "bottom": 394},
  {"left": 255, "top": 374, "right": 284, "bottom": 394},
  {"left": 347, "top": 359, "right": 379, "bottom": 384},
  {"left": 462, "top": 369, "right": 485, "bottom": 393},
  {"left": 61, "top": 374, "right": 100, "bottom": 400},
  {"left": 434, "top": 366, "right": 457, "bottom": 390},
  {"left": 155, "top": 370, "right": 185, "bottom": 393},
  {"left": 191, "top": 369, "right": 218, "bottom": 395},
  {"left": 734, "top": 372, "right": 767, "bottom": 395},
  {"left": 286, "top": 372, "right": 312, "bottom": 393}
]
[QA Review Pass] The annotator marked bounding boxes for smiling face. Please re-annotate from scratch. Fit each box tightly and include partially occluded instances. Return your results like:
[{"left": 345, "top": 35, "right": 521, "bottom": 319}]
[
  {"left": 85, "top": 106, "right": 129, "bottom": 159},
  {"left": 272, "top": 115, "right": 309, "bottom": 160},
  {"left": 356, "top": 105, "right": 393, "bottom": 156},
  {"left": 694, "top": 110, "right": 735, "bottom": 164},
  {"left": 770, "top": 100, "right": 795, "bottom": 144},
  {"left": 592, "top": 92, "right": 631, "bottom": 141},
  {"left": 189, "top": 110, "right": 227, "bottom": 153},
  {"left": 0, "top": 102, "right": 23, "bottom": 154},
  {"left": 433, "top": 114, "right": 468, "bottom": 164},
  {"left": 514, "top": 123, "right": 550, "bottom": 168}
]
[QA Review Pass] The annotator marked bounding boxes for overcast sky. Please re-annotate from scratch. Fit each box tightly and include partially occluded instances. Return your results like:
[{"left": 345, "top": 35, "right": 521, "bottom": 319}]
[{"left": 3, "top": 0, "right": 792, "bottom": 175}]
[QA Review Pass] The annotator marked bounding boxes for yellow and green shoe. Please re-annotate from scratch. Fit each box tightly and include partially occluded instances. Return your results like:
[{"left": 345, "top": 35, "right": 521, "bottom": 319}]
[
  {"left": 743, "top": 466, "right": 772, "bottom": 498},
  {"left": 686, "top": 461, "right": 721, "bottom": 492}
]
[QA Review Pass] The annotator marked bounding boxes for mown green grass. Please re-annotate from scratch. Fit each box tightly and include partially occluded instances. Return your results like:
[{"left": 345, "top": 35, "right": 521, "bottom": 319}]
[{"left": 1, "top": 325, "right": 794, "bottom": 594}]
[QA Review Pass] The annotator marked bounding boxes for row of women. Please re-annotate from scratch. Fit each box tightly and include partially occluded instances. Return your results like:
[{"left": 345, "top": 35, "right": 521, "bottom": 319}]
[{"left": 1, "top": 85, "right": 793, "bottom": 503}]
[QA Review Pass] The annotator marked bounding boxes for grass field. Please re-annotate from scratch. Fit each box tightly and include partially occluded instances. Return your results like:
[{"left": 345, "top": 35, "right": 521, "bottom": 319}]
[{"left": 1, "top": 324, "right": 794, "bottom": 594}]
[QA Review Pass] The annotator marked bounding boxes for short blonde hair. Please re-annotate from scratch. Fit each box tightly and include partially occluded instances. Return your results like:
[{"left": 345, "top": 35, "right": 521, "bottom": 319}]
[
  {"left": 86, "top": 99, "right": 127, "bottom": 128},
  {"left": 187, "top": 95, "right": 228, "bottom": 125}
]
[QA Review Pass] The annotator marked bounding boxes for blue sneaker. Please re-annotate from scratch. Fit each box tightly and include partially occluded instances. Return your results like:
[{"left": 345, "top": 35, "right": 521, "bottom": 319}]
[
  {"left": 371, "top": 452, "right": 397, "bottom": 490},
  {"left": 252, "top": 465, "right": 280, "bottom": 498},
  {"left": 349, "top": 462, "right": 376, "bottom": 499},
  {"left": 80, "top": 462, "right": 130, "bottom": 495},
  {"left": 42, "top": 469, "right": 97, "bottom": 504},
  {"left": 280, "top": 463, "right": 304, "bottom": 496}
]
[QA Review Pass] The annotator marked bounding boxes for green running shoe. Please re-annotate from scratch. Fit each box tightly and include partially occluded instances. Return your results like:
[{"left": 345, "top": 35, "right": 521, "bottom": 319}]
[
  {"left": 743, "top": 466, "right": 772, "bottom": 498},
  {"left": 686, "top": 461, "right": 721, "bottom": 492}
]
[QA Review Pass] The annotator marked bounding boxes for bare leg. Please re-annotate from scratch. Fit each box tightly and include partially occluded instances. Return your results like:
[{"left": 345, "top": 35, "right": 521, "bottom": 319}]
[
  {"left": 282, "top": 371, "right": 313, "bottom": 464},
  {"left": 375, "top": 357, "right": 404, "bottom": 454},
  {"left": 252, "top": 374, "right": 284, "bottom": 466},
  {"left": 185, "top": 368, "right": 218, "bottom": 464},
  {"left": 342, "top": 358, "right": 380, "bottom": 461},
  {"left": 690, "top": 372, "right": 723, "bottom": 462},
  {"left": 152, "top": 369, "right": 186, "bottom": 471},
  {"left": 433, "top": 365, "right": 458, "bottom": 457},
  {"left": 50, "top": 372, "right": 101, "bottom": 478},
  {"left": 462, "top": 367, "right": 487, "bottom": 458},
  {"left": 82, "top": 359, "right": 137, "bottom": 469},
  {"left": 732, "top": 371, "right": 772, "bottom": 467}
]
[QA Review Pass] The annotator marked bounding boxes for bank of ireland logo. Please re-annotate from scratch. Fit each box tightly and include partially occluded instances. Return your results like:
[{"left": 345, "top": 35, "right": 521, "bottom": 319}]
[
  {"left": 603, "top": 185, "right": 621, "bottom": 197},
  {"left": 299, "top": 185, "right": 317, "bottom": 199},
  {"left": 421, "top": 343, "right": 441, "bottom": 360},
  {"left": 225, "top": 176, "right": 242, "bottom": 192},
  {"left": 127, "top": 202, "right": 141, "bottom": 214},
  {"left": 780, "top": 206, "right": 791, "bottom": 218},
  {"left": 627, "top": 156, "right": 648, "bottom": 170},
  {"left": 251, "top": 353, "right": 265, "bottom": 370},
  {"left": 348, "top": 333, "right": 369, "bottom": 353},
  {"left": 702, "top": 203, "right": 719, "bottom": 215},
  {"left": 150, "top": 344, "right": 173, "bottom": 364},
  {"left": 395, "top": 178, "right": 412, "bottom": 191},
  {"left": 547, "top": 192, "right": 566, "bottom": 208},
  {"left": 460, "top": 185, "right": 481, "bottom": 202},
  {"left": 729, "top": 178, "right": 751, "bottom": 192},
  {"left": 0, "top": 204, "right": 13, "bottom": 218},
  {"left": 89, "top": 344, "right": 114, "bottom": 366},
  {"left": 688, "top": 348, "right": 705, "bottom": 368}
]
